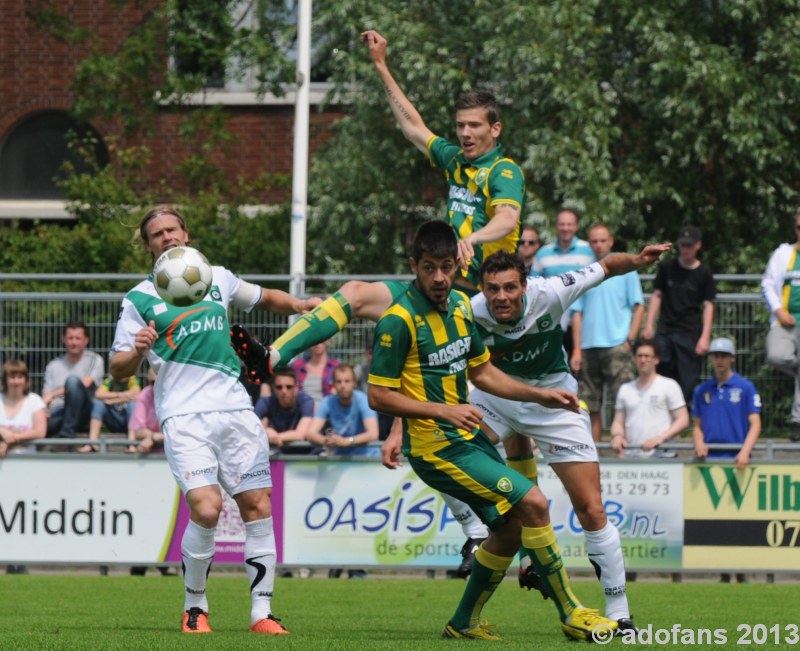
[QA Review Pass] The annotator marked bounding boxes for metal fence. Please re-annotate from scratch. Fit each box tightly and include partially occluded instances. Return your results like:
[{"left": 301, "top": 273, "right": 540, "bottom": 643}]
[{"left": 0, "top": 273, "right": 794, "bottom": 435}]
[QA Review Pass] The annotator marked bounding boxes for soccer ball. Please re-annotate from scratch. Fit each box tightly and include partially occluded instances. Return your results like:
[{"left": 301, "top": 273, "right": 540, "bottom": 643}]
[{"left": 153, "top": 246, "right": 213, "bottom": 307}]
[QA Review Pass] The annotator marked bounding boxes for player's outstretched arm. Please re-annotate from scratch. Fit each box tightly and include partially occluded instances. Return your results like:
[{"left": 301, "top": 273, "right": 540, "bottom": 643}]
[
  {"left": 600, "top": 242, "right": 672, "bottom": 279},
  {"left": 361, "top": 29, "right": 433, "bottom": 155},
  {"left": 469, "top": 362, "right": 579, "bottom": 412},
  {"left": 257, "top": 289, "right": 321, "bottom": 316}
]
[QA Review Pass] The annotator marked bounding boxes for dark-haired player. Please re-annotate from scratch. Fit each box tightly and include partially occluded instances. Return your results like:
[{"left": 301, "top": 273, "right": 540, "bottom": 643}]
[{"left": 368, "top": 220, "right": 616, "bottom": 641}]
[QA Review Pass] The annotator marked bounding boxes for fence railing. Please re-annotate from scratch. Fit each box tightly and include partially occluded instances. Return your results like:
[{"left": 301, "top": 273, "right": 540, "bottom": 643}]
[{"left": 0, "top": 273, "right": 793, "bottom": 435}]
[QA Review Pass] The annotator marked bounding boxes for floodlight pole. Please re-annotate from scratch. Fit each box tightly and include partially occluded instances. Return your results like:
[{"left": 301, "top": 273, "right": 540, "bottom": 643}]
[{"left": 289, "top": 0, "right": 312, "bottom": 299}]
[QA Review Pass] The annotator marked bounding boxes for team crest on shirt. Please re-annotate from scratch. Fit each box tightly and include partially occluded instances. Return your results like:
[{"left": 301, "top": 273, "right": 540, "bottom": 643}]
[
  {"left": 414, "top": 315, "right": 426, "bottom": 329},
  {"left": 380, "top": 333, "right": 393, "bottom": 348},
  {"left": 703, "top": 391, "right": 712, "bottom": 404},
  {"left": 729, "top": 388, "right": 742, "bottom": 404},
  {"left": 536, "top": 314, "right": 553, "bottom": 331},
  {"left": 474, "top": 167, "right": 489, "bottom": 185},
  {"left": 497, "top": 477, "right": 513, "bottom": 493}
]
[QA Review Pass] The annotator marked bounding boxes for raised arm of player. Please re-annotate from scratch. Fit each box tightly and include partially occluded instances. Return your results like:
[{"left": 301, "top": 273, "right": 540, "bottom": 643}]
[
  {"left": 255, "top": 289, "right": 321, "bottom": 316},
  {"left": 600, "top": 242, "right": 672, "bottom": 279},
  {"left": 361, "top": 29, "right": 434, "bottom": 155}
]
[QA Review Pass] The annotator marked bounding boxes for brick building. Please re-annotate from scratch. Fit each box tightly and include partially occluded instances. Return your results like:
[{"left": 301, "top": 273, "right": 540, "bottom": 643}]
[{"left": 0, "top": 1, "right": 343, "bottom": 221}]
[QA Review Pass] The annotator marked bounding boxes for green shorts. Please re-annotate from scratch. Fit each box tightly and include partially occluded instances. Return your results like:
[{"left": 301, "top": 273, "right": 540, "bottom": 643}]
[{"left": 408, "top": 433, "right": 534, "bottom": 530}]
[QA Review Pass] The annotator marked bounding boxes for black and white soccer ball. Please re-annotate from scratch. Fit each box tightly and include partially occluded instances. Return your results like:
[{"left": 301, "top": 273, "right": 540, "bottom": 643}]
[{"left": 153, "top": 246, "right": 213, "bottom": 307}]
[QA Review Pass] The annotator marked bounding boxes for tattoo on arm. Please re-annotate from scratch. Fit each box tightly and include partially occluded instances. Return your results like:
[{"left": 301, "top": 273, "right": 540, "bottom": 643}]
[{"left": 385, "top": 85, "right": 413, "bottom": 122}]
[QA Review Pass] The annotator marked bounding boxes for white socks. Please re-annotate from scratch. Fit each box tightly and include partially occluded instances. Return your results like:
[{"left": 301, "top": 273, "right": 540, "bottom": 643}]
[
  {"left": 584, "top": 522, "right": 630, "bottom": 620},
  {"left": 244, "top": 517, "right": 277, "bottom": 625},
  {"left": 440, "top": 492, "right": 489, "bottom": 539},
  {"left": 181, "top": 520, "right": 216, "bottom": 613}
]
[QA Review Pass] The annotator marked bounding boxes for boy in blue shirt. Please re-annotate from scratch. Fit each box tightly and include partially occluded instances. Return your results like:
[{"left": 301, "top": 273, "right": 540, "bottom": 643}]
[
  {"left": 692, "top": 337, "right": 762, "bottom": 469},
  {"left": 306, "top": 364, "right": 379, "bottom": 457}
]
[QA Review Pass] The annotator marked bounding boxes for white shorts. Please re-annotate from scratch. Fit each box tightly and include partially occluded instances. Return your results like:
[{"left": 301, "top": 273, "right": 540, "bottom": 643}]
[
  {"left": 469, "top": 372, "right": 598, "bottom": 464},
  {"left": 163, "top": 409, "right": 272, "bottom": 497}
]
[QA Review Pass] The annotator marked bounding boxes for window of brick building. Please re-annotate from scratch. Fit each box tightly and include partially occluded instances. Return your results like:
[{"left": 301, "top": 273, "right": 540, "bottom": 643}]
[{"left": 0, "top": 111, "right": 108, "bottom": 200}]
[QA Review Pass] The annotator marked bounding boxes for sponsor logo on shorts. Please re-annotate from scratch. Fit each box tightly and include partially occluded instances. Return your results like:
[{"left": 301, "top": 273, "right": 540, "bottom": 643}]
[
  {"left": 548, "top": 443, "right": 591, "bottom": 452},
  {"left": 474, "top": 402, "right": 499, "bottom": 420},
  {"left": 497, "top": 477, "right": 513, "bottom": 493},
  {"left": 240, "top": 468, "right": 269, "bottom": 481},
  {"left": 184, "top": 466, "right": 215, "bottom": 480}
]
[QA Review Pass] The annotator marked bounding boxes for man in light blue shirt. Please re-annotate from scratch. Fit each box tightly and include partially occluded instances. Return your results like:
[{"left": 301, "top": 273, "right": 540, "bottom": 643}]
[
  {"left": 532, "top": 208, "right": 595, "bottom": 279},
  {"left": 571, "top": 224, "right": 644, "bottom": 441},
  {"left": 532, "top": 208, "right": 595, "bottom": 355},
  {"left": 306, "top": 364, "right": 379, "bottom": 457}
]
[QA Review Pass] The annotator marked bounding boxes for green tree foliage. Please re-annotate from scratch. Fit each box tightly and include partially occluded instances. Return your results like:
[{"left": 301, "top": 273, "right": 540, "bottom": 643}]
[
  {"left": 310, "top": 0, "right": 800, "bottom": 273},
  {"left": 12, "top": 1, "right": 800, "bottom": 278}
]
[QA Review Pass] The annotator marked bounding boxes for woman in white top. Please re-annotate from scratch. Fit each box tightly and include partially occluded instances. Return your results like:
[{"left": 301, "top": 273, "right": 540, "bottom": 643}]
[{"left": 0, "top": 359, "right": 47, "bottom": 458}]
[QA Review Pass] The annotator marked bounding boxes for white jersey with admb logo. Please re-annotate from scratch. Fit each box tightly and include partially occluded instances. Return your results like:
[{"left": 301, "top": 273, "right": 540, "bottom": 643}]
[
  {"left": 469, "top": 262, "right": 606, "bottom": 463},
  {"left": 471, "top": 262, "right": 606, "bottom": 381},
  {"left": 111, "top": 266, "right": 258, "bottom": 423}
]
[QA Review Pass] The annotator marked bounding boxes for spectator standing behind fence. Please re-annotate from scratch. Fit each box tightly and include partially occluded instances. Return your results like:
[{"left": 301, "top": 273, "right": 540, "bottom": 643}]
[
  {"left": 761, "top": 209, "right": 800, "bottom": 442},
  {"left": 692, "top": 337, "right": 762, "bottom": 469},
  {"left": 518, "top": 225, "right": 542, "bottom": 276},
  {"left": 127, "top": 368, "right": 164, "bottom": 454},
  {"left": 255, "top": 368, "right": 315, "bottom": 454},
  {"left": 43, "top": 321, "right": 105, "bottom": 444},
  {"left": 292, "top": 340, "right": 339, "bottom": 405},
  {"left": 532, "top": 208, "right": 595, "bottom": 356},
  {"left": 571, "top": 223, "right": 643, "bottom": 441},
  {"left": 643, "top": 225, "right": 716, "bottom": 406},
  {"left": 0, "top": 359, "right": 46, "bottom": 457},
  {"left": 306, "top": 364, "right": 379, "bottom": 458},
  {"left": 692, "top": 336, "right": 761, "bottom": 584},
  {"left": 610, "top": 339, "right": 689, "bottom": 458},
  {"left": 77, "top": 374, "right": 141, "bottom": 453}
]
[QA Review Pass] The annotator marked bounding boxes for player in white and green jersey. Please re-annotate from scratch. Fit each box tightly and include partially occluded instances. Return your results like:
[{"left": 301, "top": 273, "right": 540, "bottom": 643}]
[
  {"left": 110, "top": 205, "right": 317, "bottom": 637},
  {"left": 469, "top": 244, "right": 670, "bottom": 630}
]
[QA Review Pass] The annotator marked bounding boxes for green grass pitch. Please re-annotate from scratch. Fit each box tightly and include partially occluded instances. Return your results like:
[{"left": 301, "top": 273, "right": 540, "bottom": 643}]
[{"left": 2, "top": 574, "right": 798, "bottom": 650}]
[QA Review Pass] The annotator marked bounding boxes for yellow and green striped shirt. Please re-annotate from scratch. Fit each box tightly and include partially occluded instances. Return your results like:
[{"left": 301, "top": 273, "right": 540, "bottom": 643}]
[{"left": 368, "top": 282, "right": 490, "bottom": 457}]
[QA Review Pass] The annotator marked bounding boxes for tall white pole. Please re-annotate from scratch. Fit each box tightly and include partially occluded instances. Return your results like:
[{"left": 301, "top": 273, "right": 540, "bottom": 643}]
[{"left": 289, "top": 0, "right": 311, "bottom": 298}]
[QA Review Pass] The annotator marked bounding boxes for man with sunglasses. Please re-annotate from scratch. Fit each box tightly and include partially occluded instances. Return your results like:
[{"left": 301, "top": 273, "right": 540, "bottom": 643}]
[
  {"left": 517, "top": 225, "right": 542, "bottom": 276},
  {"left": 255, "top": 368, "right": 315, "bottom": 454}
]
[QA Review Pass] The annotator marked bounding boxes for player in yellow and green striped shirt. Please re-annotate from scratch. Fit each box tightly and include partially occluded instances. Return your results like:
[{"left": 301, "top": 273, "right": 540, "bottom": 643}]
[{"left": 368, "top": 220, "right": 617, "bottom": 642}]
